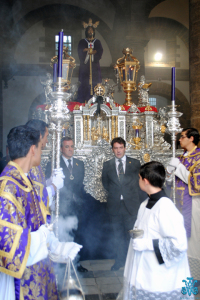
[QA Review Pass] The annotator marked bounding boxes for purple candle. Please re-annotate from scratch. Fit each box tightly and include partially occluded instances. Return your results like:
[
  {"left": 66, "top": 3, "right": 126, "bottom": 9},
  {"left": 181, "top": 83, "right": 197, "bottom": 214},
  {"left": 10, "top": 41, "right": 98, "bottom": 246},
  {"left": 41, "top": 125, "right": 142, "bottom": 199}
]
[
  {"left": 53, "top": 63, "right": 57, "bottom": 91},
  {"left": 135, "top": 129, "right": 139, "bottom": 138},
  {"left": 58, "top": 30, "right": 64, "bottom": 78},
  {"left": 171, "top": 67, "right": 175, "bottom": 101}
]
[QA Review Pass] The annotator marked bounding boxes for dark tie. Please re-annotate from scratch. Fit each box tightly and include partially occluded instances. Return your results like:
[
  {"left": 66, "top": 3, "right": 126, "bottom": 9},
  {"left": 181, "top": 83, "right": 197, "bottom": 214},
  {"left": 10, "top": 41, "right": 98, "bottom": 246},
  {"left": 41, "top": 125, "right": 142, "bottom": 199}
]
[
  {"left": 118, "top": 159, "right": 124, "bottom": 181},
  {"left": 68, "top": 159, "right": 72, "bottom": 172}
]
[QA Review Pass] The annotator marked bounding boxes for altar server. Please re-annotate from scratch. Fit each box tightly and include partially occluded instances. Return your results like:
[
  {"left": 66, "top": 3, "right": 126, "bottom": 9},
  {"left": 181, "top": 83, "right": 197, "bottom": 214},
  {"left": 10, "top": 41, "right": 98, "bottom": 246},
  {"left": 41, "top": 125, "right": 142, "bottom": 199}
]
[
  {"left": 121, "top": 161, "right": 192, "bottom": 300},
  {"left": 167, "top": 127, "right": 200, "bottom": 283},
  {"left": 0, "top": 125, "right": 82, "bottom": 300}
]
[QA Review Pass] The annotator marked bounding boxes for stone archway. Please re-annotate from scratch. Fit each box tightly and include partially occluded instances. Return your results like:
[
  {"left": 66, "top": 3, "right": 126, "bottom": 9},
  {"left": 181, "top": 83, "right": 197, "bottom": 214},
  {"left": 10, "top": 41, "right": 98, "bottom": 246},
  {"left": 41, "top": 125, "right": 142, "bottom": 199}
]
[
  {"left": 149, "top": 81, "right": 190, "bottom": 128},
  {"left": 147, "top": 17, "right": 188, "bottom": 50}
]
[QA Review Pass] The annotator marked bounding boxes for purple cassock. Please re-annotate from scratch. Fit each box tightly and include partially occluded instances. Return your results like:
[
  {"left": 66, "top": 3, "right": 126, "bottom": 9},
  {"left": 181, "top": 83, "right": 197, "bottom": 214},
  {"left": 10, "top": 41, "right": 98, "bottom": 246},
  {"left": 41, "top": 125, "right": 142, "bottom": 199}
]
[
  {"left": 0, "top": 161, "right": 58, "bottom": 300},
  {"left": 77, "top": 38, "right": 103, "bottom": 103},
  {"left": 175, "top": 147, "right": 200, "bottom": 237}
]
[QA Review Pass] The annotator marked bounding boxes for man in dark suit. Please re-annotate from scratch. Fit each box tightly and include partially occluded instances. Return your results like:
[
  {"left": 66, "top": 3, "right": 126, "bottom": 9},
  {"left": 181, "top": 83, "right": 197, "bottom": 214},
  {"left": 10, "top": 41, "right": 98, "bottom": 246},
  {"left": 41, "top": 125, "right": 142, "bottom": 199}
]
[
  {"left": 102, "top": 137, "right": 146, "bottom": 271},
  {"left": 46, "top": 136, "right": 87, "bottom": 272}
]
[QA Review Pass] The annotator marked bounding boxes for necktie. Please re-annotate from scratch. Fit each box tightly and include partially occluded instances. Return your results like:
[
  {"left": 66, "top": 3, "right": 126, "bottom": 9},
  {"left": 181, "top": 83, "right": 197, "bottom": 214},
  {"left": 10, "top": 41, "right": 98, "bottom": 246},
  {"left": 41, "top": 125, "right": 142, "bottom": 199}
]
[
  {"left": 118, "top": 159, "right": 124, "bottom": 181},
  {"left": 68, "top": 159, "right": 72, "bottom": 172}
]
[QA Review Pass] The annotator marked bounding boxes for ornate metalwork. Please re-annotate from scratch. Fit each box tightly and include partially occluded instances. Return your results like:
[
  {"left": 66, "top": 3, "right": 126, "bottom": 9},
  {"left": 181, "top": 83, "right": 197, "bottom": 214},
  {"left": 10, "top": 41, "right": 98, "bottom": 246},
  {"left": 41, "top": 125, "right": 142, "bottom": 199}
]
[
  {"left": 40, "top": 66, "right": 183, "bottom": 204},
  {"left": 116, "top": 48, "right": 140, "bottom": 105},
  {"left": 137, "top": 75, "right": 152, "bottom": 107},
  {"left": 83, "top": 139, "right": 113, "bottom": 202},
  {"left": 166, "top": 103, "right": 183, "bottom": 204}
]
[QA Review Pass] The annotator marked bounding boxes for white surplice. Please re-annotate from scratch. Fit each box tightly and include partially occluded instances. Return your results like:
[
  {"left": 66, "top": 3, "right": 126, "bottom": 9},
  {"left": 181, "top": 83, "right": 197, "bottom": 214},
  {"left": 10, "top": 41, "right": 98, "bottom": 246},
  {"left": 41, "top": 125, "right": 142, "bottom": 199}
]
[{"left": 122, "top": 197, "right": 193, "bottom": 300}]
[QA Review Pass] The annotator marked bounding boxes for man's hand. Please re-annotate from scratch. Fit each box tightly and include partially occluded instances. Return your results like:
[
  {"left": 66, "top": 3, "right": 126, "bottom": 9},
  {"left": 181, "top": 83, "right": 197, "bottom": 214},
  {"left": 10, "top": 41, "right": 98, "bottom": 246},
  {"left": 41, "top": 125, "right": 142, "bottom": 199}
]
[
  {"left": 83, "top": 48, "right": 97, "bottom": 55},
  {"left": 167, "top": 157, "right": 180, "bottom": 173},
  {"left": 49, "top": 233, "right": 83, "bottom": 261},
  {"left": 51, "top": 169, "right": 65, "bottom": 191},
  {"left": 52, "top": 175, "right": 64, "bottom": 190},
  {"left": 53, "top": 168, "right": 65, "bottom": 178}
]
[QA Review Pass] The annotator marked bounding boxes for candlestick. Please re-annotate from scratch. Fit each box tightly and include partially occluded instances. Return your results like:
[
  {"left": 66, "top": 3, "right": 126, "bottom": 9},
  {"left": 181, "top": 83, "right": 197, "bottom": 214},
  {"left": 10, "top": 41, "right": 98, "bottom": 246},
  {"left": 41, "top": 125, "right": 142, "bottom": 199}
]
[
  {"left": 53, "top": 63, "right": 57, "bottom": 91},
  {"left": 58, "top": 30, "right": 64, "bottom": 78},
  {"left": 171, "top": 67, "right": 175, "bottom": 102}
]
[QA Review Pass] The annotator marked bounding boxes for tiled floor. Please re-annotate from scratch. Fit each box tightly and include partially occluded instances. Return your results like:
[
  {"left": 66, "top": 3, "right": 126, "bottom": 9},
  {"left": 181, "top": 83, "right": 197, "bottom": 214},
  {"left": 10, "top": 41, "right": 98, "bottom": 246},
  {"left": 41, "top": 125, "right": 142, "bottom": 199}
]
[
  {"left": 60, "top": 259, "right": 200, "bottom": 300},
  {"left": 65, "top": 259, "right": 123, "bottom": 300}
]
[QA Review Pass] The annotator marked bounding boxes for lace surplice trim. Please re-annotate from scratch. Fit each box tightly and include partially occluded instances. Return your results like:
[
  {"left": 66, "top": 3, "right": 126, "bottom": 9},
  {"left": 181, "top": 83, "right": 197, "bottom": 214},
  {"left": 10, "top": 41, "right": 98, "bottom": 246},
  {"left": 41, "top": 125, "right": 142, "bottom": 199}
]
[
  {"left": 159, "top": 238, "right": 185, "bottom": 267},
  {"left": 120, "top": 278, "right": 194, "bottom": 300}
]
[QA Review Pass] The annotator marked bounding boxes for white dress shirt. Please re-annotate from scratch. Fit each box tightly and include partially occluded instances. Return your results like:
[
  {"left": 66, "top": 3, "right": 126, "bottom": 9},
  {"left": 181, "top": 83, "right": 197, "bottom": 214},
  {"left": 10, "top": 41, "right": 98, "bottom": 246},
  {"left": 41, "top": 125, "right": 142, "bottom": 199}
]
[
  {"left": 115, "top": 155, "right": 126, "bottom": 200},
  {"left": 62, "top": 155, "right": 73, "bottom": 168}
]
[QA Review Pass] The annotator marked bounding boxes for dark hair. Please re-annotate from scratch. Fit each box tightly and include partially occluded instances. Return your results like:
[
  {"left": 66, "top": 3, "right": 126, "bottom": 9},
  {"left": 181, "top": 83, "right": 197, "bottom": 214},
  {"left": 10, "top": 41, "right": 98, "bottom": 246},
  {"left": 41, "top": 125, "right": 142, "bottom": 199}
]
[
  {"left": 139, "top": 161, "right": 166, "bottom": 188},
  {"left": 85, "top": 26, "right": 95, "bottom": 38},
  {"left": 111, "top": 137, "right": 126, "bottom": 148},
  {"left": 61, "top": 136, "right": 73, "bottom": 148},
  {"left": 26, "top": 119, "right": 48, "bottom": 138},
  {"left": 182, "top": 128, "right": 200, "bottom": 145},
  {"left": 7, "top": 125, "right": 40, "bottom": 160}
]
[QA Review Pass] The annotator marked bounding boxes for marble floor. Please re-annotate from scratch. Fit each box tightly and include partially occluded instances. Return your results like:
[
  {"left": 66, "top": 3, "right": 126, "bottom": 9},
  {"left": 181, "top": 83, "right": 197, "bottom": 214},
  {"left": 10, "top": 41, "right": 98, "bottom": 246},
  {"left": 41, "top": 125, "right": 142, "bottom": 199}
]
[
  {"left": 59, "top": 259, "right": 200, "bottom": 300},
  {"left": 63, "top": 259, "right": 123, "bottom": 300}
]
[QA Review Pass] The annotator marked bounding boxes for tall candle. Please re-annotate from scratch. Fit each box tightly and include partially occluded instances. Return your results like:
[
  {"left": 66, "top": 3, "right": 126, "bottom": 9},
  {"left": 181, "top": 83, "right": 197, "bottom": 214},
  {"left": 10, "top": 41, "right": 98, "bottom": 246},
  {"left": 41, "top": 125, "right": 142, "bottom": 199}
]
[
  {"left": 171, "top": 67, "right": 175, "bottom": 101},
  {"left": 58, "top": 30, "right": 64, "bottom": 78}
]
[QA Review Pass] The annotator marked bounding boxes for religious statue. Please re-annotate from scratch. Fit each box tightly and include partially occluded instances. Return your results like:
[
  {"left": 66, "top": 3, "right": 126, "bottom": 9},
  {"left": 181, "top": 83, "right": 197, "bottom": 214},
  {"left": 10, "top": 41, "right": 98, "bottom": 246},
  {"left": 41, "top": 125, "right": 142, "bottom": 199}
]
[
  {"left": 102, "top": 126, "right": 109, "bottom": 142},
  {"left": 137, "top": 75, "right": 152, "bottom": 107},
  {"left": 77, "top": 18, "right": 103, "bottom": 103}
]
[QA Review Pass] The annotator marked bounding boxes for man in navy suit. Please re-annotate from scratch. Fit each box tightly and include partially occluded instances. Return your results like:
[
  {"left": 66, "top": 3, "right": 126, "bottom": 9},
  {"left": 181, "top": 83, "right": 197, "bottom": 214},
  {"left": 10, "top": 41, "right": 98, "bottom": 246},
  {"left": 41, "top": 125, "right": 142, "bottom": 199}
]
[
  {"left": 102, "top": 137, "right": 146, "bottom": 271},
  {"left": 46, "top": 136, "right": 87, "bottom": 272}
]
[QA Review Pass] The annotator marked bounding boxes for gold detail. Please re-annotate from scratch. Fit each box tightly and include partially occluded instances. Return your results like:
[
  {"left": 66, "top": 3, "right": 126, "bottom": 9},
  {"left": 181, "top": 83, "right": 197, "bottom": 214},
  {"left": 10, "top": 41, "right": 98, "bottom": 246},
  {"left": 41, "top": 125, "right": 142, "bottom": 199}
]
[
  {"left": 116, "top": 48, "right": 140, "bottom": 106},
  {"left": 133, "top": 137, "right": 141, "bottom": 150},
  {"left": 161, "top": 125, "right": 166, "bottom": 133},
  {"left": 185, "top": 156, "right": 200, "bottom": 196},
  {"left": 89, "top": 45, "right": 93, "bottom": 95},
  {"left": 0, "top": 220, "right": 23, "bottom": 259},
  {"left": 142, "top": 83, "right": 152, "bottom": 89},
  {"left": 0, "top": 230, "right": 31, "bottom": 279},
  {"left": 115, "top": 116, "right": 118, "bottom": 137},
  {"left": 102, "top": 127, "right": 109, "bottom": 142},
  {"left": 143, "top": 153, "right": 151, "bottom": 162},
  {"left": 94, "top": 84, "right": 105, "bottom": 96},
  {"left": 145, "top": 105, "right": 152, "bottom": 111},
  {"left": 20, "top": 285, "right": 24, "bottom": 300},
  {"left": 120, "top": 105, "right": 125, "bottom": 111},
  {"left": 74, "top": 105, "right": 80, "bottom": 110},
  {"left": 0, "top": 190, "right": 25, "bottom": 215},
  {"left": 82, "top": 18, "right": 99, "bottom": 29},
  {"left": 91, "top": 127, "right": 98, "bottom": 141},
  {"left": 180, "top": 146, "right": 198, "bottom": 159},
  {"left": 129, "top": 162, "right": 131, "bottom": 164},
  {"left": 87, "top": 115, "right": 90, "bottom": 140},
  {"left": 111, "top": 116, "right": 115, "bottom": 140},
  {"left": 76, "top": 163, "right": 78, "bottom": 166},
  {"left": 83, "top": 116, "right": 86, "bottom": 141},
  {"left": 6, "top": 161, "right": 33, "bottom": 191}
]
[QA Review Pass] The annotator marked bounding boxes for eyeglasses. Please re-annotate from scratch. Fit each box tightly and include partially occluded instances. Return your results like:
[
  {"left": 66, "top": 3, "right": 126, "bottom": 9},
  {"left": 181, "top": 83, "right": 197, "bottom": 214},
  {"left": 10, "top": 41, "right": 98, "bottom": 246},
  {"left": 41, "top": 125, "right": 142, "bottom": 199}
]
[{"left": 179, "top": 135, "right": 187, "bottom": 139}]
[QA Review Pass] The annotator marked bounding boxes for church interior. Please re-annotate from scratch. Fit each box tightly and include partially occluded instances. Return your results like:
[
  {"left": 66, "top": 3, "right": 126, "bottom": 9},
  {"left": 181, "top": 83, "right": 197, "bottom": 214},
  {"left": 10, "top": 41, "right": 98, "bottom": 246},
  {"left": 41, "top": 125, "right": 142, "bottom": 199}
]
[{"left": 0, "top": 0, "right": 192, "bottom": 154}]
